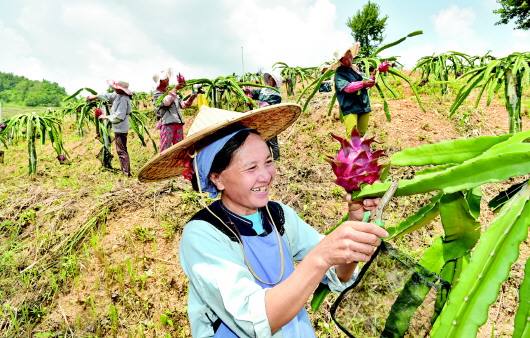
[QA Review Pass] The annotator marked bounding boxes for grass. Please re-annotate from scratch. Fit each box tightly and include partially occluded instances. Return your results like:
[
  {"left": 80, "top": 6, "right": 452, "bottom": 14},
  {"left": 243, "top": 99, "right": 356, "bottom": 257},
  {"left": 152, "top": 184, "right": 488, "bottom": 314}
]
[
  {"left": 0, "top": 103, "right": 55, "bottom": 120},
  {"left": 0, "top": 77, "right": 528, "bottom": 337}
]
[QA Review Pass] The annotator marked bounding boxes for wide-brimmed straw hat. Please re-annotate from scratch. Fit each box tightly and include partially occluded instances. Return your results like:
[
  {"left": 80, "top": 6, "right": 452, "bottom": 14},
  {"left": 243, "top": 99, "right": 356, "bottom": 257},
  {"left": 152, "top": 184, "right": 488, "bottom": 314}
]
[
  {"left": 263, "top": 72, "right": 283, "bottom": 89},
  {"left": 330, "top": 42, "right": 361, "bottom": 70},
  {"left": 138, "top": 103, "right": 301, "bottom": 182},
  {"left": 152, "top": 68, "right": 173, "bottom": 85},
  {"left": 107, "top": 80, "right": 132, "bottom": 96}
]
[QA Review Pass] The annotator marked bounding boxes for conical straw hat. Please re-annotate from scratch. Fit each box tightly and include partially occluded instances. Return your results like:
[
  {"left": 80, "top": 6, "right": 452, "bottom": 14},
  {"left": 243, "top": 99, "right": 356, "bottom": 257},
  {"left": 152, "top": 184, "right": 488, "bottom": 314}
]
[
  {"left": 330, "top": 42, "right": 361, "bottom": 70},
  {"left": 138, "top": 103, "right": 301, "bottom": 182}
]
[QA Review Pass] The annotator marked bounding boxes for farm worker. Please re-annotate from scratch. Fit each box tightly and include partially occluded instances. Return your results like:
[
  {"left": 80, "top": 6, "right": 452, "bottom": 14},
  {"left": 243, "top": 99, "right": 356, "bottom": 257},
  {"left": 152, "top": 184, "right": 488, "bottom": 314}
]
[
  {"left": 137, "top": 103, "right": 387, "bottom": 338},
  {"left": 333, "top": 42, "right": 375, "bottom": 136},
  {"left": 243, "top": 71, "right": 283, "bottom": 160},
  {"left": 152, "top": 68, "right": 197, "bottom": 153},
  {"left": 87, "top": 80, "right": 132, "bottom": 176},
  {"left": 318, "top": 67, "right": 333, "bottom": 93},
  {"left": 194, "top": 84, "right": 210, "bottom": 108}
]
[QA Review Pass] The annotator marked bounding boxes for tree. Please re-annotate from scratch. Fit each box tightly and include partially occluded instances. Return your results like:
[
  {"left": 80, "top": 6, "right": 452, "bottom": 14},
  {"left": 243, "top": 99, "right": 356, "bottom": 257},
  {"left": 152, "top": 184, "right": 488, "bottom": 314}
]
[
  {"left": 494, "top": 0, "right": 530, "bottom": 30},
  {"left": 346, "top": 1, "right": 388, "bottom": 57}
]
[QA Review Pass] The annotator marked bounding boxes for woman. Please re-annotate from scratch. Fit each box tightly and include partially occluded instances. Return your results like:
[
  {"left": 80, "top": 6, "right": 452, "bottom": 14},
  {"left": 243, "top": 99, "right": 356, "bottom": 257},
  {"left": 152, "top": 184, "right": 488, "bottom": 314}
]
[
  {"left": 245, "top": 72, "right": 282, "bottom": 159},
  {"left": 138, "top": 104, "right": 387, "bottom": 337},
  {"left": 152, "top": 68, "right": 197, "bottom": 152},
  {"left": 333, "top": 43, "right": 375, "bottom": 136},
  {"left": 87, "top": 80, "right": 133, "bottom": 176}
]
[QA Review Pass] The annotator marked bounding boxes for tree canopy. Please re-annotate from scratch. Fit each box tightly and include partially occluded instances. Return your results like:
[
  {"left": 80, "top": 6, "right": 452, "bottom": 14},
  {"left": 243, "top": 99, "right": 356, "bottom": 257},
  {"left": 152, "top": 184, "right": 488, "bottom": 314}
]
[
  {"left": 494, "top": 0, "right": 530, "bottom": 30},
  {"left": 0, "top": 72, "right": 67, "bottom": 106},
  {"left": 346, "top": 1, "right": 388, "bottom": 57}
]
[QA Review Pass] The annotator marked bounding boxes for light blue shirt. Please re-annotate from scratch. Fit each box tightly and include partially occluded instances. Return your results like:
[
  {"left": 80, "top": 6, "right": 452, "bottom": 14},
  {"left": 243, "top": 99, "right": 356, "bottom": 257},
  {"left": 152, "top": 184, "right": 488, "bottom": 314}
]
[
  {"left": 179, "top": 202, "right": 357, "bottom": 338},
  {"left": 242, "top": 211, "right": 265, "bottom": 235}
]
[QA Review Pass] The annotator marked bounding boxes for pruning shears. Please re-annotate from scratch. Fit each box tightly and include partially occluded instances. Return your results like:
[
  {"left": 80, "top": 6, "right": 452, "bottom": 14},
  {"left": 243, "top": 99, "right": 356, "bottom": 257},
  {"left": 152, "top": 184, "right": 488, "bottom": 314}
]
[{"left": 361, "top": 180, "right": 399, "bottom": 228}]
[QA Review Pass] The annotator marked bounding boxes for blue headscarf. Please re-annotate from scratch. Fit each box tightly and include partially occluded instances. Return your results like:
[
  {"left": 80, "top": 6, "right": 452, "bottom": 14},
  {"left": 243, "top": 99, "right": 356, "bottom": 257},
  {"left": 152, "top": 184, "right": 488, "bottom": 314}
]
[{"left": 194, "top": 128, "right": 251, "bottom": 198}]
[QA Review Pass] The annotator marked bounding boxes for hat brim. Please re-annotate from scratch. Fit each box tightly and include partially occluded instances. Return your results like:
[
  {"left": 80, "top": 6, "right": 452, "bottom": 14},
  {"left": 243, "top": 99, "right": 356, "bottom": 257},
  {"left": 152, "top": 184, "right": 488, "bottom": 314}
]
[
  {"left": 330, "top": 44, "right": 361, "bottom": 70},
  {"left": 138, "top": 103, "right": 302, "bottom": 182},
  {"left": 107, "top": 80, "right": 133, "bottom": 96}
]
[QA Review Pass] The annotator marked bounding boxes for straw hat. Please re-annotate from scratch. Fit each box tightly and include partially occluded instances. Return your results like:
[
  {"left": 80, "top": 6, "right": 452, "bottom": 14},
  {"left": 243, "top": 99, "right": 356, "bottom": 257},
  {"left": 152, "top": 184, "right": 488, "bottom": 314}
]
[
  {"left": 263, "top": 71, "right": 283, "bottom": 88},
  {"left": 138, "top": 103, "right": 301, "bottom": 182},
  {"left": 107, "top": 80, "right": 132, "bottom": 96},
  {"left": 330, "top": 42, "right": 361, "bottom": 70},
  {"left": 152, "top": 68, "right": 173, "bottom": 85}
]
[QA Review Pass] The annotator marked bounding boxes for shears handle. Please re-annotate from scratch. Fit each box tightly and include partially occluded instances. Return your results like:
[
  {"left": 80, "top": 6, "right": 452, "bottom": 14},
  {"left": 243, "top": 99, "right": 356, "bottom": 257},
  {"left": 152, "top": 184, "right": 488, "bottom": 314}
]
[{"left": 362, "top": 210, "right": 384, "bottom": 227}]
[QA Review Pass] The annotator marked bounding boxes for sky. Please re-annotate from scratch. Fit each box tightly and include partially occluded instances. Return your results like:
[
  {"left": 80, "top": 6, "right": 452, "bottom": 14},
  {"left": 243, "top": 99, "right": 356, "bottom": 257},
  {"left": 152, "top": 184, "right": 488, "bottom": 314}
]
[{"left": 1, "top": 0, "right": 529, "bottom": 94}]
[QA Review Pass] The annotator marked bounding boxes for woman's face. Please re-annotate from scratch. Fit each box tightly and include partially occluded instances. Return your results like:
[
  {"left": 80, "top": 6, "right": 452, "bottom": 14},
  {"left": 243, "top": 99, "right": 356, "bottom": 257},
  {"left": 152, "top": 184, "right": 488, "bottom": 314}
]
[
  {"left": 340, "top": 50, "right": 353, "bottom": 68},
  {"left": 158, "top": 78, "right": 169, "bottom": 90},
  {"left": 210, "top": 133, "right": 276, "bottom": 215}
]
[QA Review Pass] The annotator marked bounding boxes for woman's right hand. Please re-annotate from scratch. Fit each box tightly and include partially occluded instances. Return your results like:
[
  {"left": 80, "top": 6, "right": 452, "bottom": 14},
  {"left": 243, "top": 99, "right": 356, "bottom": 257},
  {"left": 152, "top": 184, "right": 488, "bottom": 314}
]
[{"left": 309, "top": 221, "right": 388, "bottom": 269}]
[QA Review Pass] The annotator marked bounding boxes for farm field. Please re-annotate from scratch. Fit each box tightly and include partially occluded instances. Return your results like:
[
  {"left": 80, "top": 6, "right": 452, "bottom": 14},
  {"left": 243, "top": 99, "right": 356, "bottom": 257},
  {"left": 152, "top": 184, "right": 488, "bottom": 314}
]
[{"left": 1, "top": 74, "right": 529, "bottom": 337}]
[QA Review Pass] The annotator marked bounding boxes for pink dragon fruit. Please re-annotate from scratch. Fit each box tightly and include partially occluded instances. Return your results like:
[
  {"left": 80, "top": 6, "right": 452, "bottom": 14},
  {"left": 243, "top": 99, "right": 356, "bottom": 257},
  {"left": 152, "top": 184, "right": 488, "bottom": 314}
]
[
  {"left": 94, "top": 108, "right": 103, "bottom": 118},
  {"left": 326, "top": 129, "right": 385, "bottom": 192},
  {"left": 378, "top": 61, "right": 391, "bottom": 73}
]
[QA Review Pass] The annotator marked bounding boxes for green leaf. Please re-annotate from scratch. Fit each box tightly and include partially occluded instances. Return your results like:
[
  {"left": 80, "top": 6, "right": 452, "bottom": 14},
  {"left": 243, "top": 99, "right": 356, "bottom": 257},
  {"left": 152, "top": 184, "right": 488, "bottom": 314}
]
[
  {"left": 390, "top": 135, "right": 510, "bottom": 166},
  {"left": 382, "top": 269, "right": 436, "bottom": 337},
  {"left": 419, "top": 237, "right": 445, "bottom": 273},
  {"left": 513, "top": 258, "right": 530, "bottom": 338},
  {"left": 374, "top": 83, "right": 391, "bottom": 121},
  {"left": 354, "top": 145, "right": 530, "bottom": 199},
  {"left": 386, "top": 194, "right": 441, "bottom": 239},
  {"left": 439, "top": 192, "right": 480, "bottom": 261},
  {"left": 64, "top": 87, "right": 97, "bottom": 101},
  {"left": 387, "top": 68, "right": 425, "bottom": 112},
  {"left": 430, "top": 183, "right": 530, "bottom": 338},
  {"left": 310, "top": 283, "right": 331, "bottom": 312},
  {"left": 371, "top": 30, "right": 423, "bottom": 56}
]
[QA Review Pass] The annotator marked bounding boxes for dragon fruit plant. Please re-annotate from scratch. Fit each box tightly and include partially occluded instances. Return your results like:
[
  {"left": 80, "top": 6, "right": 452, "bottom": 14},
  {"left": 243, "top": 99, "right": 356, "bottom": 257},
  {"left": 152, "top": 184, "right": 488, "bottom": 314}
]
[{"left": 326, "top": 129, "right": 385, "bottom": 193}]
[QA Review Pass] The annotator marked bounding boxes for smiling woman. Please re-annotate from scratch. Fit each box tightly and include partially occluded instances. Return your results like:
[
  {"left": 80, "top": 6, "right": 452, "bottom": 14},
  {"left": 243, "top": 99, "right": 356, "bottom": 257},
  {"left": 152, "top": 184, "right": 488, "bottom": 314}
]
[{"left": 138, "top": 103, "right": 387, "bottom": 338}]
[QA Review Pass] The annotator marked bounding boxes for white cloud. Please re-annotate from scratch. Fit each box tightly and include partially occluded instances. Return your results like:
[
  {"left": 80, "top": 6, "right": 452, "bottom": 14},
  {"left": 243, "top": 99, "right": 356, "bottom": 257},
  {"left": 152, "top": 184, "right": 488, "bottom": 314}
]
[
  {"left": 2, "top": 0, "right": 352, "bottom": 93},
  {"left": 430, "top": 5, "right": 488, "bottom": 54},
  {"left": 0, "top": 0, "right": 527, "bottom": 95},
  {"left": 225, "top": 0, "right": 350, "bottom": 72}
]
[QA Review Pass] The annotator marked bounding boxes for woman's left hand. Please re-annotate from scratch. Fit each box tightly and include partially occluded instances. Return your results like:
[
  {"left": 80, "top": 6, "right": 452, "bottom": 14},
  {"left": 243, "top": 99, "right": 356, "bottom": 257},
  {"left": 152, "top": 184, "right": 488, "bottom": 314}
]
[{"left": 344, "top": 195, "right": 380, "bottom": 221}]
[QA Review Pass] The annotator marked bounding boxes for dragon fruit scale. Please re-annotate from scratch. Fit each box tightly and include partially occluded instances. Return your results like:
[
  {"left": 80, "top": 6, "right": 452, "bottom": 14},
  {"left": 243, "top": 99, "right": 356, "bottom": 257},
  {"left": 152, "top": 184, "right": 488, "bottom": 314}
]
[{"left": 326, "top": 129, "right": 385, "bottom": 192}]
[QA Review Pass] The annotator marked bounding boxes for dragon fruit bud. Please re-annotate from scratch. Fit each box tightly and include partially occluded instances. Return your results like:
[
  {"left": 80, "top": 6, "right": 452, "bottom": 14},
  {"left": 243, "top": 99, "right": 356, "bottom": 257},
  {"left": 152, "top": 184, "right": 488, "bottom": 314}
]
[
  {"left": 378, "top": 61, "right": 391, "bottom": 73},
  {"left": 0, "top": 123, "right": 6, "bottom": 132},
  {"left": 326, "top": 129, "right": 385, "bottom": 192},
  {"left": 177, "top": 73, "right": 186, "bottom": 84},
  {"left": 57, "top": 154, "right": 67, "bottom": 164},
  {"left": 94, "top": 108, "right": 103, "bottom": 118}
]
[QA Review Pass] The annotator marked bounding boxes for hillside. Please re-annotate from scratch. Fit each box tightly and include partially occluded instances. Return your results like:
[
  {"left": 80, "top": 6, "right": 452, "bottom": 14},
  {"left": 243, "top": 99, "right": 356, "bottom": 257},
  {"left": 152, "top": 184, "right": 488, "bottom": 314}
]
[
  {"left": 0, "top": 71, "right": 67, "bottom": 107},
  {"left": 0, "top": 84, "right": 529, "bottom": 337}
]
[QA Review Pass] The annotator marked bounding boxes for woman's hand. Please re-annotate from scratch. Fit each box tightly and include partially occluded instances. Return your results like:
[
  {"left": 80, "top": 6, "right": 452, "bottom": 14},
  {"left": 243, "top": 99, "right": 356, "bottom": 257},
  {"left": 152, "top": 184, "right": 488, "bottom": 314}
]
[
  {"left": 310, "top": 220, "right": 388, "bottom": 270},
  {"left": 345, "top": 195, "right": 380, "bottom": 221},
  {"left": 362, "top": 78, "right": 375, "bottom": 88}
]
